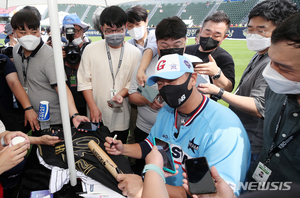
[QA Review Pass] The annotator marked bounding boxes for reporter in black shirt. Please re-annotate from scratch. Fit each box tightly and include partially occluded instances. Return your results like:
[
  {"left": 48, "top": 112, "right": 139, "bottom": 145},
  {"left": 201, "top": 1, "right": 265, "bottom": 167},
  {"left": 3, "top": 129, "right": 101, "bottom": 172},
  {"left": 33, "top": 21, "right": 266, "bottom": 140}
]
[{"left": 185, "top": 11, "right": 235, "bottom": 92}]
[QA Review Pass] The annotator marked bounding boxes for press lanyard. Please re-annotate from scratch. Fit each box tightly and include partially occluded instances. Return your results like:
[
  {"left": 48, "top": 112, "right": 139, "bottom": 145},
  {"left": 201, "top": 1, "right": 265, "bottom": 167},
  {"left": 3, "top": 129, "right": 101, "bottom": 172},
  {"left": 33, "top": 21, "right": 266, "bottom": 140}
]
[
  {"left": 105, "top": 41, "right": 124, "bottom": 90},
  {"left": 265, "top": 96, "right": 300, "bottom": 165},
  {"left": 234, "top": 54, "right": 260, "bottom": 94},
  {"left": 22, "top": 55, "right": 30, "bottom": 85}
]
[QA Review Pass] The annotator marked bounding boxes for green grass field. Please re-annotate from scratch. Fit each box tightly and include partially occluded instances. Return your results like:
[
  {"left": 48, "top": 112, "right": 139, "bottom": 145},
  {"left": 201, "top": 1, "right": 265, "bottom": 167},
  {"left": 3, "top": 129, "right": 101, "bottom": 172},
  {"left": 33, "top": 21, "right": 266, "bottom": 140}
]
[{"left": 1, "top": 37, "right": 255, "bottom": 106}]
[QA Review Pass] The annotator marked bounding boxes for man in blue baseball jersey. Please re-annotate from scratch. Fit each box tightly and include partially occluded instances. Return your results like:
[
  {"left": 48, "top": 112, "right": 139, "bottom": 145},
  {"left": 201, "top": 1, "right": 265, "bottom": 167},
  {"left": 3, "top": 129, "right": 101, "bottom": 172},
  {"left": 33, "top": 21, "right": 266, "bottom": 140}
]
[{"left": 105, "top": 54, "right": 250, "bottom": 198}]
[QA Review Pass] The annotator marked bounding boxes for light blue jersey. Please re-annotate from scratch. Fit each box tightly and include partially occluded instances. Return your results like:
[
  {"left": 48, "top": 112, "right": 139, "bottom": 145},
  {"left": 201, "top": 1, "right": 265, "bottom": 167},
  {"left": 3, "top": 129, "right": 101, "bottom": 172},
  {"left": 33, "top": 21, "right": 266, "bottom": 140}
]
[{"left": 145, "top": 95, "right": 251, "bottom": 196}]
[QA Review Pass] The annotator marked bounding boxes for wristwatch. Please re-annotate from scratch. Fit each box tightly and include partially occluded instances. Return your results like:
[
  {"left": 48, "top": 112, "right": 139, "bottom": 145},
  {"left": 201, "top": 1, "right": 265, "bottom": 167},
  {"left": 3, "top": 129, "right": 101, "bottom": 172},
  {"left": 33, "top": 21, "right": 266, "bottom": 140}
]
[
  {"left": 216, "top": 88, "right": 225, "bottom": 100},
  {"left": 211, "top": 88, "right": 225, "bottom": 101},
  {"left": 211, "top": 68, "right": 221, "bottom": 80}
]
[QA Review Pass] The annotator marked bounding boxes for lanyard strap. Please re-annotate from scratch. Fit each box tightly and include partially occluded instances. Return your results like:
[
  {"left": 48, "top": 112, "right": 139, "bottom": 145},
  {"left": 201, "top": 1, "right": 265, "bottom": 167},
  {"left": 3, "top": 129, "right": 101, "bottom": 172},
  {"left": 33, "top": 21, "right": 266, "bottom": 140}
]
[
  {"left": 265, "top": 97, "right": 300, "bottom": 164},
  {"left": 234, "top": 54, "right": 259, "bottom": 94},
  {"left": 22, "top": 55, "right": 30, "bottom": 85},
  {"left": 105, "top": 41, "right": 124, "bottom": 90}
]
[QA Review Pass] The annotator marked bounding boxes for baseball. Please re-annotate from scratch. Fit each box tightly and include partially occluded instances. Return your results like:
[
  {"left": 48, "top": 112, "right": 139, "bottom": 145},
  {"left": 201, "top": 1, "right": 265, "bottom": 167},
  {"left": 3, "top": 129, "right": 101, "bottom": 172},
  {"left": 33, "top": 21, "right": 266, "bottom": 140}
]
[{"left": 9, "top": 136, "right": 26, "bottom": 147}]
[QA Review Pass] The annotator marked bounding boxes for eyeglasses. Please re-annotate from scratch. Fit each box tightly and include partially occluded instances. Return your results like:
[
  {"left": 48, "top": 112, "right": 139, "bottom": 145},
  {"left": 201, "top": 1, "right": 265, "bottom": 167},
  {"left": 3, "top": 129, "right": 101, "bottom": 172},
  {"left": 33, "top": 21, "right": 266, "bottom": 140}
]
[
  {"left": 243, "top": 28, "right": 268, "bottom": 38},
  {"left": 104, "top": 27, "right": 124, "bottom": 34},
  {"left": 74, "top": 28, "right": 82, "bottom": 34}
]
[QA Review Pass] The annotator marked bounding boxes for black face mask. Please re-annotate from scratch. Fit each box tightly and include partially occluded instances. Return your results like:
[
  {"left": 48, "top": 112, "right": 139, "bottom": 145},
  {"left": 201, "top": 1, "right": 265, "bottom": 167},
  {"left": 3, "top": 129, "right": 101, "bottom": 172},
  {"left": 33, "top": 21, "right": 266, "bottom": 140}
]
[
  {"left": 159, "top": 73, "right": 193, "bottom": 108},
  {"left": 159, "top": 48, "right": 184, "bottom": 58},
  {"left": 199, "top": 36, "right": 219, "bottom": 51}
]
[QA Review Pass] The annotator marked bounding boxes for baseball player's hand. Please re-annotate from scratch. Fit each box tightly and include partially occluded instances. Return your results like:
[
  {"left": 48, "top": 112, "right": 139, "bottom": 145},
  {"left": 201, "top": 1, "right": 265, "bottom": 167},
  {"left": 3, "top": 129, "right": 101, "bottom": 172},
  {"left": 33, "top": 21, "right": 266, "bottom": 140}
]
[{"left": 104, "top": 136, "right": 124, "bottom": 155}]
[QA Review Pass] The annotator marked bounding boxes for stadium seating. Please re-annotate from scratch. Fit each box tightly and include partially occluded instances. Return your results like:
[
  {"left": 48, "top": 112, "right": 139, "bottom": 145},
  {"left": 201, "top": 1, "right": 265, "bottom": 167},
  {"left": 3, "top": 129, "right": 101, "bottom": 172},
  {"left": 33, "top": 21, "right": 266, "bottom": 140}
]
[
  {"left": 44, "top": 4, "right": 69, "bottom": 20},
  {"left": 83, "top": 5, "right": 98, "bottom": 26},
  {"left": 142, "top": 4, "right": 155, "bottom": 15},
  {"left": 217, "top": 0, "right": 259, "bottom": 25},
  {"left": 68, "top": 4, "right": 88, "bottom": 18},
  {"left": 180, "top": 2, "right": 216, "bottom": 26},
  {"left": 148, "top": 3, "right": 182, "bottom": 27},
  {"left": 120, "top": 4, "right": 133, "bottom": 12}
]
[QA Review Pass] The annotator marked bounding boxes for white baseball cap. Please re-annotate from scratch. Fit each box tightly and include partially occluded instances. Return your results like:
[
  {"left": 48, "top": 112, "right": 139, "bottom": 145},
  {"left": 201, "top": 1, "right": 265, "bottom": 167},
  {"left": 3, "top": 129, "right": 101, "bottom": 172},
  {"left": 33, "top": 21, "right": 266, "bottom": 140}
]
[{"left": 147, "top": 54, "right": 194, "bottom": 86}]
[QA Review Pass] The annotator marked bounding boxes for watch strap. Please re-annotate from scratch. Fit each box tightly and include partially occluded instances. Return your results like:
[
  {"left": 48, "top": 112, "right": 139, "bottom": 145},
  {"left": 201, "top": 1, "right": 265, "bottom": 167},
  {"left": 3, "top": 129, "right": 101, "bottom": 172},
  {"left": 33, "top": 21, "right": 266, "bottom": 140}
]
[
  {"left": 71, "top": 113, "right": 80, "bottom": 120},
  {"left": 142, "top": 164, "right": 166, "bottom": 183},
  {"left": 24, "top": 105, "right": 34, "bottom": 111},
  {"left": 1, "top": 136, "right": 7, "bottom": 147}
]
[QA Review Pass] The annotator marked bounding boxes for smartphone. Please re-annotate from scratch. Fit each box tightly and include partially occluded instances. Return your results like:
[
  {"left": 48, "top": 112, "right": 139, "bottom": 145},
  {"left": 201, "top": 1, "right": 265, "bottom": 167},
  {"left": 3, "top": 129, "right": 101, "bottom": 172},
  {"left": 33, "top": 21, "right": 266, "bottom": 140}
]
[
  {"left": 192, "top": 62, "right": 209, "bottom": 68},
  {"left": 155, "top": 94, "right": 164, "bottom": 104},
  {"left": 137, "top": 84, "right": 159, "bottom": 103},
  {"left": 77, "top": 121, "right": 99, "bottom": 131},
  {"left": 107, "top": 100, "right": 123, "bottom": 108},
  {"left": 47, "top": 36, "right": 52, "bottom": 45},
  {"left": 196, "top": 74, "right": 208, "bottom": 86},
  {"left": 153, "top": 137, "right": 176, "bottom": 174},
  {"left": 185, "top": 157, "right": 217, "bottom": 195},
  {"left": 51, "top": 128, "right": 65, "bottom": 139}
]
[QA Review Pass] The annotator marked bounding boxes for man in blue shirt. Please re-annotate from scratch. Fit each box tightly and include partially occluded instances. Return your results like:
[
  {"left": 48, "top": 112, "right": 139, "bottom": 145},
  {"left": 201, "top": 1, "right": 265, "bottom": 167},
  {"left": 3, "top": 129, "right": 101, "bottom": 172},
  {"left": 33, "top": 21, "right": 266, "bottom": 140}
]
[{"left": 105, "top": 54, "right": 250, "bottom": 197}]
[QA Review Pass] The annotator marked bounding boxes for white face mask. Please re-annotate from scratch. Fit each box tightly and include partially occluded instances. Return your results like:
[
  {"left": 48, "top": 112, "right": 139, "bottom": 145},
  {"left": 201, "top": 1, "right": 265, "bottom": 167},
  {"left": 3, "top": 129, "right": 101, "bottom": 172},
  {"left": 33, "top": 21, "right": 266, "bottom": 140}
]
[
  {"left": 246, "top": 34, "right": 271, "bottom": 52},
  {"left": 18, "top": 35, "right": 40, "bottom": 51},
  {"left": 263, "top": 62, "right": 300, "bottom": 94},
  {"left": 13, "top": 38, "right": 18, "bottom": 42},
  {"left": 72, "top": 37, "right": 83, "bottom": 46},
  {"left": 128, "top": 26, "right": 145, "bottom": 41}
]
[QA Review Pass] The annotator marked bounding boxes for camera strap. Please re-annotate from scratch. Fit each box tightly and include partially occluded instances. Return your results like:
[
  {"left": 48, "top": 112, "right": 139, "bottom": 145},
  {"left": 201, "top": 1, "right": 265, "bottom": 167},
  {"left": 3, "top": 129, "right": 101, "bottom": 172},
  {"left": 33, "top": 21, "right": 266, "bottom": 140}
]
[
  {"left": 265, "top": 96, "right": 300, "bottom": 165},
  {"left": 0, "top": 58, "right": 7, "bottom": 75},
  {"left": 105, "top": 42, "right": 124, "bottom": 91}
]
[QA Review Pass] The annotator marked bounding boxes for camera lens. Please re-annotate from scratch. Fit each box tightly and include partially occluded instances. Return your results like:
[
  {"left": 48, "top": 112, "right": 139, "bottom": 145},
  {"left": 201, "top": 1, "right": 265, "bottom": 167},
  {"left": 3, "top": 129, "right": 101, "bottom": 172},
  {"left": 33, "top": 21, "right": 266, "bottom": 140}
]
[{"left": 194, "top": 160, "right": 198, "bottom": 164}]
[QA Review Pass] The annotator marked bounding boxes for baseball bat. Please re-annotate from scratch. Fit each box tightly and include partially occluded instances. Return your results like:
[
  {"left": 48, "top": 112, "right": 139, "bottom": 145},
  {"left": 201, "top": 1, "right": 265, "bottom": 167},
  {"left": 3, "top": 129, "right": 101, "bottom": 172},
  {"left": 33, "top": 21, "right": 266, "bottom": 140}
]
[{"left": 88, "top": 140, "right": 123, "bottom": 179}]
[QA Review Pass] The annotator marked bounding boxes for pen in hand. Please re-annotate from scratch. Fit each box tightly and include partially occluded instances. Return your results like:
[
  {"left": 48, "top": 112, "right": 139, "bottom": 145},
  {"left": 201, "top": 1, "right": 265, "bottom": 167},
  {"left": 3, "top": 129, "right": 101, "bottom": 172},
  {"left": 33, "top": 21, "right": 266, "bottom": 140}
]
[{"left": 110, "top": 134, "right": 117, "bottom": 148}]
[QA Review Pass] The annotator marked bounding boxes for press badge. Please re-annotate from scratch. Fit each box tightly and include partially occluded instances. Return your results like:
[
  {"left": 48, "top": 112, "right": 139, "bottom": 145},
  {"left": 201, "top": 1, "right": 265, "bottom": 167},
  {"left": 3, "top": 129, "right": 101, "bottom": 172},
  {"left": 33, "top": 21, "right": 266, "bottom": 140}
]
[
  {"left": 23, "top": 87, "right": 28, "bottom": 95},
  {"left": 111, "top": 89, "right": 116, "bottom": 99},
  {"left": 70, "top": 75, "right": 76, "bottom": 87},
  {"left": 252, "top": 162, "right": 272, "bottom": 183}
]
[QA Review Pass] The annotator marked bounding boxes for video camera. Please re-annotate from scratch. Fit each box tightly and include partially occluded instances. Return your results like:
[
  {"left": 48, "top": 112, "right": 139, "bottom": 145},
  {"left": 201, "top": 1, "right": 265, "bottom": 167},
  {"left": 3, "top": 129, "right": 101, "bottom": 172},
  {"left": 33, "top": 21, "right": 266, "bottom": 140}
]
[
  {"left": 0, "top": 44, "right": 13, "bottom": 58},
  {"left": 0, "top": 57, "right": 7, "bottom": 76},
  {"left": 63, "top": 24, "right": 81, "bottom": 67}
]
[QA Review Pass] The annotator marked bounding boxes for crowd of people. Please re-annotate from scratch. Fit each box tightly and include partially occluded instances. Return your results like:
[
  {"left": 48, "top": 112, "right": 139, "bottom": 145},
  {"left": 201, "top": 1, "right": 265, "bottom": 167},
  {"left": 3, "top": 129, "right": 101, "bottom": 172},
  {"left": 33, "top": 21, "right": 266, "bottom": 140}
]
[{"left": 0, "top": 0, "right": 299, "bottom": 197}]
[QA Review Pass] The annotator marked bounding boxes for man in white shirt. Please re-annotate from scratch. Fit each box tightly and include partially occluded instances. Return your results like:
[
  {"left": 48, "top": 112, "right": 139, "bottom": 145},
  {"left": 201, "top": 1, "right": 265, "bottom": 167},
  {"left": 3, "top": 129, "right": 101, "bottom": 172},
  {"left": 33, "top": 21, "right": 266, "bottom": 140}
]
[{"left": 78, "top": 6, "right": 141, "bottom": 143}]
